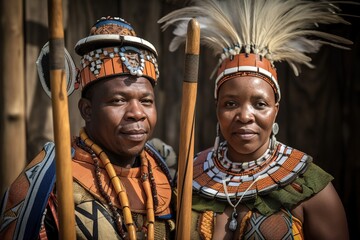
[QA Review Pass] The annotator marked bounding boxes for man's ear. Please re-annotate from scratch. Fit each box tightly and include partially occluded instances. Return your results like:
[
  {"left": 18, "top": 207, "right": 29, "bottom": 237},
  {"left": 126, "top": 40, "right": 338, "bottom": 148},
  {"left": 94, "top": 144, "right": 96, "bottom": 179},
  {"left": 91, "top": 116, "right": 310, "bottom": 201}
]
[{"left": 78, "top": 98, "right": 92, "bottom": 122}]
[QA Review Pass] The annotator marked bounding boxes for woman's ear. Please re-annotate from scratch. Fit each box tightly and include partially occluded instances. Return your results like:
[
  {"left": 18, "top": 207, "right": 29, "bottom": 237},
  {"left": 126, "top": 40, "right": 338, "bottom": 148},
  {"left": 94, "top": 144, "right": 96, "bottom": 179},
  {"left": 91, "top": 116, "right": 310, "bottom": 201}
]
[
  {"left": 78, "top": 98, "right": 92, "bottom": 122},
  {"left": 275, "top": 102, "right": 280, "bottom": 118}
]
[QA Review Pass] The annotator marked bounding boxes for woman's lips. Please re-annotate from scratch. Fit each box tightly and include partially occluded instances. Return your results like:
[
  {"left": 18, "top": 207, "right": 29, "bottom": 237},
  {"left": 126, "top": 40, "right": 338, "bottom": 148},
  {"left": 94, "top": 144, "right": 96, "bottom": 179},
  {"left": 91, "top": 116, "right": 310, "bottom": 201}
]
[
  {"left": 233, "top": 129, "right": 257, "bottom": 140},
  {"left": 236, "top": 133, "right": 256, "bottom": 140}
]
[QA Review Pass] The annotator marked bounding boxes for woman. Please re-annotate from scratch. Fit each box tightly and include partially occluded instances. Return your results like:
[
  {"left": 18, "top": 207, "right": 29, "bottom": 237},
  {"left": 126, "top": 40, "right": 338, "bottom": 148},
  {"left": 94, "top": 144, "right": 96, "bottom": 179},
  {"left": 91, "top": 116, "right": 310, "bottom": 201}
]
[
  {"left": 159, "top": 0, "right": 351, "bottom": 239},
  {"left": 190, "top": 73, "right": 348, "bottom": 239}
]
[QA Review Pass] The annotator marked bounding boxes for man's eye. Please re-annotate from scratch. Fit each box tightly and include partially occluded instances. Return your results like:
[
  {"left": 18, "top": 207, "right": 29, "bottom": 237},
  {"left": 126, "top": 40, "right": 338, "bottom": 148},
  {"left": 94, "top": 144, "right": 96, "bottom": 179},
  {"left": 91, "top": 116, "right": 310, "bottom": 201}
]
[
  {"left": 141, "top": 99, "right": 154, "bottom": 105},
  {"left": 111, "top": 98, "right": 125, "bottom": 103}
]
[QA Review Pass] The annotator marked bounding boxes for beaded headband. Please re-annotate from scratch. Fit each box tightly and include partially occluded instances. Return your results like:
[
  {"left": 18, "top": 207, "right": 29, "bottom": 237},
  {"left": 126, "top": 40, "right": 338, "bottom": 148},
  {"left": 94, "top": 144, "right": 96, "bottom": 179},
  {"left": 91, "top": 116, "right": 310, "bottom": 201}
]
[
  {"left": 159, "top": 0, "right": 354, "bottom": 103},
  {"left": 215, "top": 53, "right": 279, "bottom": 100},
  {"left": 75, "top": 17, "right": 159, "bottom": 92}
]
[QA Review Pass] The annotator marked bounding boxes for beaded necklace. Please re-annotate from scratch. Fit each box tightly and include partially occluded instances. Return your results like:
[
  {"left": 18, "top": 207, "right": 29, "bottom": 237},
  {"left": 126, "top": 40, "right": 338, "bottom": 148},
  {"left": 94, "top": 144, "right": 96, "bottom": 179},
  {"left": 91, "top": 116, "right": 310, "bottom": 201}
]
[
  {"left": 79, "top": 128, "right": 155, "bottom": 240},
  {"left": 215, "top": 140, "right": 273, "bottom": 232},
  {"left": 214, "top": 141, "right": 273, "bottom": 173}
]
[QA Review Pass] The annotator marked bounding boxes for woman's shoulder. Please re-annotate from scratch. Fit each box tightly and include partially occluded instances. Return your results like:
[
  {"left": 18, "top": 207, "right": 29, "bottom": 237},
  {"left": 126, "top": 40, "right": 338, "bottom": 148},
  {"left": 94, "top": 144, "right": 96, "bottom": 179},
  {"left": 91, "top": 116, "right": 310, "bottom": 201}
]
[{"left": 276, "top": 141, "right": 334, "bottom": 191}]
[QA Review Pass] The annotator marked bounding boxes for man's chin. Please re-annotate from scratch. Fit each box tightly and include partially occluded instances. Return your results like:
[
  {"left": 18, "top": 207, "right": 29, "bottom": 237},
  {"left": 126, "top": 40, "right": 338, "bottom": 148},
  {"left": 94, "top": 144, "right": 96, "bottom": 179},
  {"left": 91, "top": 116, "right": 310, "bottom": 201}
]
[{"left": 124, "top": 141, "right": 147, "bottom": 155}]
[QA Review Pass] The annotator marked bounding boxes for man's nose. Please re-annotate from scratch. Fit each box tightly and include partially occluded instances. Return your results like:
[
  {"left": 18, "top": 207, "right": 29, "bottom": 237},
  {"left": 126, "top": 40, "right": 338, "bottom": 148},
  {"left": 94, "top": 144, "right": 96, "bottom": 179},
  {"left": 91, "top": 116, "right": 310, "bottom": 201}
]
[{"left": 125, "top": 100, "right": 146, "bottom": 121}]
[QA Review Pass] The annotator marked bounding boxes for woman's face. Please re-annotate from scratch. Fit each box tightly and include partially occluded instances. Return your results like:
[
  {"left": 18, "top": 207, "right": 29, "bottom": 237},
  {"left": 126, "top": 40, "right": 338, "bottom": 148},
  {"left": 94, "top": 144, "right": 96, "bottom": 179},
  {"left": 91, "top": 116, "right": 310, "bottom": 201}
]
[{"left": 216, "top": 76, "right": 279, "bottom": 162}]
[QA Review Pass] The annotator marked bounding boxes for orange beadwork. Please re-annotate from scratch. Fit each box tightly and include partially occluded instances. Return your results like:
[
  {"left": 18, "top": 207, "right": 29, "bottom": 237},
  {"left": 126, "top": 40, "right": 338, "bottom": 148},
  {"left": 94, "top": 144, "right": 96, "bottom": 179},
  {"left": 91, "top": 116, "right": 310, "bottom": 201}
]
[
  {"left": 217, "top": 53, "right": 277, "bottom": 80},
  {"left": 79, "top": 47, "right": 158, "bottom": 90},
  {"left": 214, "top": 53, "right": 280, "bottom": 101},
  {"left": 79, "top": 128, "right": 155, "bottom": 240},
  {"left": 192, "top": 142, "right": 311, "bottom": 201}
]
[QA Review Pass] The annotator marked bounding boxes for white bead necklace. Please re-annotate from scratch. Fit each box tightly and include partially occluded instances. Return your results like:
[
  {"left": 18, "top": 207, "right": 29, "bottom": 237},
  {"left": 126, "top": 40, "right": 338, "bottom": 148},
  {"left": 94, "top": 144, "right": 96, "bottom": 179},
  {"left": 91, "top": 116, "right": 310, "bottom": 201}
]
[{"left": 222, "top": 174, "right": 265, "bottom": 231}]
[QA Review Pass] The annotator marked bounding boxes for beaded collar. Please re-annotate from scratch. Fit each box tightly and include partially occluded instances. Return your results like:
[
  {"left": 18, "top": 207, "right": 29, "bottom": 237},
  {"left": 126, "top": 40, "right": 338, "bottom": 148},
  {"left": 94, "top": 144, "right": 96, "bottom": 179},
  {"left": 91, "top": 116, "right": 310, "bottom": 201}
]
[
  {"left": 193, "top": 141, "right": 311, "bottom": 202},
  {"left": 214, "top": 141, "right": 273, "bottom": 173}
]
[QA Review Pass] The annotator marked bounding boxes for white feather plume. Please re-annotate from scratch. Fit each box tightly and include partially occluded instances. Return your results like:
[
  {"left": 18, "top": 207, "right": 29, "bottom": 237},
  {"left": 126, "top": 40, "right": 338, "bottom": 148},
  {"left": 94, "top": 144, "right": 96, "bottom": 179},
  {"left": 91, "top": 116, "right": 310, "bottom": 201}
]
[{"left": 158, "top": 0, "right": 355, "bottom": 76}]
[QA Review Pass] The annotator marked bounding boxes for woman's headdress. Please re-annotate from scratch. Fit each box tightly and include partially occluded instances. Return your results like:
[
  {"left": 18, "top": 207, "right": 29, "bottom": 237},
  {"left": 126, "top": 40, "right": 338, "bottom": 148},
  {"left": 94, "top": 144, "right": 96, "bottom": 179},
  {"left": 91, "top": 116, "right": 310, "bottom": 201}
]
[{"left": 158, "top": 0, "right": 355, "bottom": 102}]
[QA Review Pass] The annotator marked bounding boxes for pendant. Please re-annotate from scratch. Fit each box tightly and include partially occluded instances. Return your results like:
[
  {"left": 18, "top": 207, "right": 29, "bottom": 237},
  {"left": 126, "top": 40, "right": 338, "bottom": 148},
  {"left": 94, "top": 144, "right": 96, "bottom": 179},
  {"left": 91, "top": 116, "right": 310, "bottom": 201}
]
[
  {"left": 136, "top": 231, "right": 145, "bottom": 240},
  {"left": 228, "top": 211, "right": 238, "bottom": 231}
]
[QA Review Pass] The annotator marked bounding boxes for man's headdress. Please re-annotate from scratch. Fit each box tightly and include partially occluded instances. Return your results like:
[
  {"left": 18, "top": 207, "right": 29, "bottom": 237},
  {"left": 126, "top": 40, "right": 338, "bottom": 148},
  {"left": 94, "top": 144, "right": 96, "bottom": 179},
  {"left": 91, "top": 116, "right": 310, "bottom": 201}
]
[
  {"left": 75, "top": 17, "right": 160, "bottom": 94},
  {"left": 37, "top": 17, "right": 159, "bottom": 98},
  {"left": 158, "top": 0, "right": 355, "bottom": 102}
]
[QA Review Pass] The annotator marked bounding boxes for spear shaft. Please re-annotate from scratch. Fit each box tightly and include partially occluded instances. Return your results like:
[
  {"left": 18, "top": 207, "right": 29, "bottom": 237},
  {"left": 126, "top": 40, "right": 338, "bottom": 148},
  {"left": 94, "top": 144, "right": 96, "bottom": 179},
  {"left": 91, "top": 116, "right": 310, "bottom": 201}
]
[
  {"left": 48, "top": 0, "right": 76, "bottom": 238},
  {"left": 176, "top": 18, "right": 200, "bottom": 240}
]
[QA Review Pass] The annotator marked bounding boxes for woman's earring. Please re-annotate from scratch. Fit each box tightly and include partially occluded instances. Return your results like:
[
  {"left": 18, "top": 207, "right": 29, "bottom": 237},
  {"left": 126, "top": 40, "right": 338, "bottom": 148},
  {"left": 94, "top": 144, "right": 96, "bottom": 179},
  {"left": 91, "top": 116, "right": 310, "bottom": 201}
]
[
  {"left": 272, "top": 122, "right": 279, "bottom": 136},
  {"left": 271, "top": 122, "right": 279, "bottom": 150},
  {"left": 213, "top": 122, "right": 220, "bottom": 152}
]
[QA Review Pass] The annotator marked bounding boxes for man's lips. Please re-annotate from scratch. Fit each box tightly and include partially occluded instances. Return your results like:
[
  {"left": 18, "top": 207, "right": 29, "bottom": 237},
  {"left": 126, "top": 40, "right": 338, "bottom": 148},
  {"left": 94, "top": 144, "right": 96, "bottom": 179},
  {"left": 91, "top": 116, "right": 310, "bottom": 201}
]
[
  {"left": 120, "top": 128, "right": 147, "bottom": 141},
  {"left": 122, "top": 129, "right": 146, "bottom": 134}
]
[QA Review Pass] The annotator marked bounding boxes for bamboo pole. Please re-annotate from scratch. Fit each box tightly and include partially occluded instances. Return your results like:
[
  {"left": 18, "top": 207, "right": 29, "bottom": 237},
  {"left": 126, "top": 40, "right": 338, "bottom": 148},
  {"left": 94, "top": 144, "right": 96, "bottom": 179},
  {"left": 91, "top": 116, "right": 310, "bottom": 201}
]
[
  {"left": 0, "top": 0, "right": 26, "bottom": 197},
  {"left": 176, "top": 18, "right": 200, "bottom": 240},
  {"left": 47, "top": 0, "right": 76, "bottom": 239}
]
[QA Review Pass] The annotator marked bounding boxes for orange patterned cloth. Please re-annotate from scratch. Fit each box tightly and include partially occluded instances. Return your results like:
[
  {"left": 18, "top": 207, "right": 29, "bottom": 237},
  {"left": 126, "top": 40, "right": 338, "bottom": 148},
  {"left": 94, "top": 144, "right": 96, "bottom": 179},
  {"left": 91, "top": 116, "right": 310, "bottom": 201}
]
[
  {"left": 71, "top": 142, "right": 172, "bottom": 216},
  {"left": 192, "top": 209, "right": 304, "bottom": 240}
]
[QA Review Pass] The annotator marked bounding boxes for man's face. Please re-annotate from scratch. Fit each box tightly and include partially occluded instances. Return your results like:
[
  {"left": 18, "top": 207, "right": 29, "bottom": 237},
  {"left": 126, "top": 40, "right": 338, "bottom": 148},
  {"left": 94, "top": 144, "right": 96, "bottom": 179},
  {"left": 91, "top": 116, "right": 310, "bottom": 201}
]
[{"left": 80, "top": 75, "right": 157, "bottom": 160}]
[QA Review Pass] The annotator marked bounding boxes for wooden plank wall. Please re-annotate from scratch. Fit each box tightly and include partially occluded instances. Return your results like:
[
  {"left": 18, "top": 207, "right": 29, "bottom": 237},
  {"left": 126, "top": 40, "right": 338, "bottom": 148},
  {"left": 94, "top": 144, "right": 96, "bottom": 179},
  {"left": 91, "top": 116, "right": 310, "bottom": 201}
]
[
  {"left": 17, "top": 0, "right": 360, "bottom": 238},
  {"left": 0, "top": 0, "right": 26, "bottom": 197}
]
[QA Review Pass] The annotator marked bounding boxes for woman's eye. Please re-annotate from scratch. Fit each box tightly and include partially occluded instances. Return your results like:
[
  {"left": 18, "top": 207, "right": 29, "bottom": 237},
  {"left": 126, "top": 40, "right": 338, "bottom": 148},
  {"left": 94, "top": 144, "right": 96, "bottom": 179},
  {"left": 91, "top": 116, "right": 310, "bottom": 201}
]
[
  {"left": 225, "top": 101, "right": 236, "bottom": 108},
  {"left": 255, "top": 101, "right": 267, "bottom": 108}
]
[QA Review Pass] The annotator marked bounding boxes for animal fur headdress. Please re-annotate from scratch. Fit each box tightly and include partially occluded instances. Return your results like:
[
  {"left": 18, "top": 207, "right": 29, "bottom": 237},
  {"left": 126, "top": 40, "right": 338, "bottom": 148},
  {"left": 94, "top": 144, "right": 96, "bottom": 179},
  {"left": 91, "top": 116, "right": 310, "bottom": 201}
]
[{"left": 158, "top": 0, "right": 354, "bottom": 102}]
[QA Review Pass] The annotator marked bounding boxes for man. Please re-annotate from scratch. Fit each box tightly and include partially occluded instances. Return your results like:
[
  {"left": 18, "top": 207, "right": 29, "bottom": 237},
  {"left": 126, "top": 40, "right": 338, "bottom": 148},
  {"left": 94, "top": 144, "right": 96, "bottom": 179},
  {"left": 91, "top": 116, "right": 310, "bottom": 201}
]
[{"left": 0, "top": 17, "right": 175, "bottom": 239}]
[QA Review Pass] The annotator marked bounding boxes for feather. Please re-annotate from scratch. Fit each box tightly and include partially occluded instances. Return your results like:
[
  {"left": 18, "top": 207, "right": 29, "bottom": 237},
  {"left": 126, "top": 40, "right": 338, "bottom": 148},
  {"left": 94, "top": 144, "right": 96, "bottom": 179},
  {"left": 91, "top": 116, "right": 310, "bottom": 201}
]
[{"left": 158, "top": 0, "right": 355, "bottom": 76}]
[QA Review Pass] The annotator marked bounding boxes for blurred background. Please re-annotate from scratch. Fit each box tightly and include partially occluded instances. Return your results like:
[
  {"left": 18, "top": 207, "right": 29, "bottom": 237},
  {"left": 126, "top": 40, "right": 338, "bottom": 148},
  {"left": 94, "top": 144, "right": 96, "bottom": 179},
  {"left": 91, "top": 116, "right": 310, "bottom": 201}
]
[{"left": 1, "top": 0, "right": 359, "bottom": 238}]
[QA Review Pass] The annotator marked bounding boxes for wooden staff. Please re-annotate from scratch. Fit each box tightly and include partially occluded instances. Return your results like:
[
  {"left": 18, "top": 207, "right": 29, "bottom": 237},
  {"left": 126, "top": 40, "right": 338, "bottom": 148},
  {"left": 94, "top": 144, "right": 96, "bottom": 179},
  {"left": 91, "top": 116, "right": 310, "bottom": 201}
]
[
  {"left": 176, "top": 18, "right": 200, "bottom": 240},
  {"left": 48, "top": 0, "right": 76, "bottom": 239}
]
